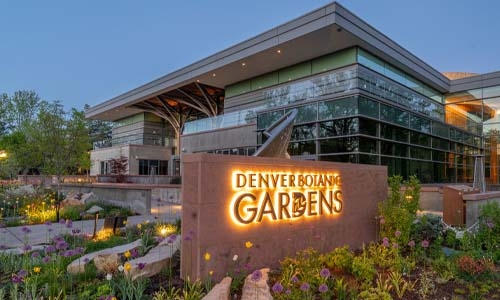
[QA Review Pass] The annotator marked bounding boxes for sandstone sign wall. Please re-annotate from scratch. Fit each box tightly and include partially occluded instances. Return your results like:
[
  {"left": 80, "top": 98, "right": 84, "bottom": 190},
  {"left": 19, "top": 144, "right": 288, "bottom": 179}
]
[{"left": 181, "top": 153, "right": 387, "bottom": 281}]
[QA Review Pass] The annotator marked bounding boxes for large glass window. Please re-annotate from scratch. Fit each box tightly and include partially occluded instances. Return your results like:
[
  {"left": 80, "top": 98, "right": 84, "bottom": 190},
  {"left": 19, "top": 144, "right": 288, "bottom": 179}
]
[
  {"left": 410, "top": 114, "right": 431, "bottom": 133},
  {"left": 318, "top": 97, "right": 357, "bottom": 120},
  {"left": 287, "top": 104, "right": 318, "bottom": 123},
  {"left": 359, "top": 118, "right": 378, "bottom": 136},
  {"left": 380, "top": 104, "right": 409, "bottom": 127},
  {"left": 358, "top": 97, "right": 379, "bottom": 118},
  {"left": 320, "top": 137, "right": 358, "bottom": 154},
  {"left": 257, "top": 110, "right": 284, "bottom": 130},
  {"left": 288, "top": 141, "right": 316, "bottom": 156},
  {"left": 410, "top": 131, "right": 431, "bottom": 147},
  {"left": 291, "top": 124, "right": 317, "bottom": 141},
  {"left": 319, "top": 118, "right": 358, "bottom": 137},
  {"left": 139, "top": 160, "right": 168, "bottom": 175},
  {"left": 380, "top": 123, "right": 408, "bottom": 143}
]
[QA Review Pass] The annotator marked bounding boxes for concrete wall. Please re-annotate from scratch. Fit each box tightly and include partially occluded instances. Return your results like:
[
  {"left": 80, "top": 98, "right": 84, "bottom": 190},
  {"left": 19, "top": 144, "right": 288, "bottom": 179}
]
[
  {"left": 463, "top": 191, "right": 500, "bottom": 227},
  {"left": 90, "top": 144, "right": 172, "bottom": 176},
  {"left": 59, "top": 183, "right": 181, "bottom": 215},
  {"left": 181, "top": 153, "right": 387, "bottom": 281},
  {"left": 181, "top": 124, "right": 256, "bottom": 153}
]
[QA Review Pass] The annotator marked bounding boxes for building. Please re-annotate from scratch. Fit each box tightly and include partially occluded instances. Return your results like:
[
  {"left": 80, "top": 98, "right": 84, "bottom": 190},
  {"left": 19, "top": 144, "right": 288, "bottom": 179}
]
[{"left": 85, "top": 2, "right": 500, "bottom": 186}]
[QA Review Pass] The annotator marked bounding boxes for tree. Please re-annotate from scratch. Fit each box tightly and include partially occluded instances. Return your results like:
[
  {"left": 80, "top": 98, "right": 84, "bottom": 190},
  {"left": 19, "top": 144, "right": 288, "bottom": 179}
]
[
  {"left": 84, "top": 104, "right": 112, "bottom": 149},
  {"left": 5, "top": 90, "right": 41, "bottom": 131}
]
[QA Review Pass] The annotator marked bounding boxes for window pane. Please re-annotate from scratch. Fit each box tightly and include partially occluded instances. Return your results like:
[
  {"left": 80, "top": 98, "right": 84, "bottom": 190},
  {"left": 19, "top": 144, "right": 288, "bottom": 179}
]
[
  {"left": 319, "top": 118, "right": 358, "bottom": 137},
  {"left": 319, "top": 137, "right": 358, "bottom": 153},
  {"left": 359, "top": 118, "right": 378, "bottom": 136},
  {"left": 318, "top": 97, "right": 357, "bottom": 120},
  {"left": 358, "top": 97, "right": 379, "bottom": 118},
  {"left": 291, "top": 124, "right": 317, "bottom": 141}
]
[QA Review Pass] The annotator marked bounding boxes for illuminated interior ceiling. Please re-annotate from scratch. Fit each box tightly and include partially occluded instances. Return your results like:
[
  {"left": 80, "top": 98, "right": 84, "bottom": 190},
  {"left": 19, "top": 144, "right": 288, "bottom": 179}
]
[{"left": 130, "top": 82, "right": 224, "bottom": 135}]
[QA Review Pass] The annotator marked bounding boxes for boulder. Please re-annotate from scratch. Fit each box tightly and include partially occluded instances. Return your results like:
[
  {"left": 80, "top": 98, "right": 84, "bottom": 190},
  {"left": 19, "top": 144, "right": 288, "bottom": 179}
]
[
  {"left": 94, "top": 253, "right": 120, "bottom": 274},
  {"left": 61, "top": 198, "right": 83, "bottom": 207},
  {"left": 67, "top": 239, "right": 142, "bottom": 274},
  {"left": 241, "top": 268, "right": 272, "bottom": 300},
  {"left": 202, "top": 277, "right": 232, "bottom": 300},
  {"left": 125, "top": 234, "right": 180, "bottom": 280},
  {"left": 80, "top": 192, "right": 96, "bottom": 204}
]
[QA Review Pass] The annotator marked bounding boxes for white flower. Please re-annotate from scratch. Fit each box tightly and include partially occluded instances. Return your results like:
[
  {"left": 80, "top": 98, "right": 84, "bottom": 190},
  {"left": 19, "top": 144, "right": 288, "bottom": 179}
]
[
  {"left": 233, "top": 254, "right": 238, "bottom": 261},
  {"left": 118, "top": 265, "right": 124, "bottom": 272},
  {"left": 106, "top": 273, "right": 112, "bottom": 281}
]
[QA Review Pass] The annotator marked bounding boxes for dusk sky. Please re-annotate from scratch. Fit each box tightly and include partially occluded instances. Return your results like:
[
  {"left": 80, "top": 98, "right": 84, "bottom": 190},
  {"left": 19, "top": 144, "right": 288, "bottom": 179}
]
[{"left": 1, "top": 0, "right": 499, "bottom": 111}]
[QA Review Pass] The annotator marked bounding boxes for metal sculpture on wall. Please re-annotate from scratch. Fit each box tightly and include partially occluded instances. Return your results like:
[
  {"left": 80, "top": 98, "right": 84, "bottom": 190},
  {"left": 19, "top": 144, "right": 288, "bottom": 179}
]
[{"left": 253, "top": 109, "right": 298, "bottom": 158}]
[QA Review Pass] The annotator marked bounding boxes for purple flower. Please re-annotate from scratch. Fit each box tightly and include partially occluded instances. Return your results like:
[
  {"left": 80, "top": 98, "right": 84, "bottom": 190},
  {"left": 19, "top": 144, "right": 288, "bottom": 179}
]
[
  {"left": 300, "top": 282, "right": 310, "bottom": 291},
  {"left": 42, "top": 256, "right": 51, "bottom": 264},
  {"left": 291, "top": 275, "right": 299, "bottom": 283},
  {"left": 137, "top": 262, "right": 146, "bottom": 270},
  {"left": 392, "top": 242, "right": 399, "bottom": 249},
  {"left": 395, "top": 230, "right": 401, "bottom": 237},
  {"left": 45, "top": 221, "right": 52, "bottom": 226},
  {"left": 72, "top": 229, "right": 81, "bottom": 235},
  {"left": 17, "top": 269, "right": 28, "bottom": 277},
  {"left": 21, "top": 226, "right": 31, "bottom": 234},
  {"left": 250, "top": 269, "right": 262, "bottom": 282},
  {"left": 66, "top": 220, "right": 73, "bottom": 228},
  {"left": 320, "top": 268, "right": 330, "bottom": 278},
  {"left": 56, "top": 240, "right": 68, "bottom": 250},
  {"left": 272, "top": 282, "right": 283, "bottom": 293},
  {"left": 408, "top": 240, "right": 415, "bottom": 248},
  {"left": 0, "top": 245, "right": 6, "bottom": 250},
  {"left": 83, "top": 257, "right": 90, "bottom": 263},
  {"left": 130, "top": 248, "right": 139, "bottom": 258},
  {"left": 379, "top": 217, "right": 385, "bottom": 225},
  {"left": 421, "top": 240, "right": 430, "bottom": 248},
  {"left": 12, "top": 274, "right": 23, "bottom": 284},
  {"left": 22, "top": 244, "right": 32, "bottom": 252},
  {"left": 382, "top": 237, "right": 390, "bottom": 247},
  {"left": 285, "top": 289, "right": 292, "bottom": 295},
  {"left": 45, "top": 245, "right": 56, "bottom": 254},
  {"left": 74, "top": 247, "right": 84, "bottom": 255},
  {"left": 63, "top": 249, "right": 75, "bottom": 257},
  {"left": 59, "top": 218, "right": 66, "bottom": 225},
  {"left": 318, "top": 283, "right": 329, "bottom": 293},
  {"left": 167, "top": 234, "right": 178, "bottom": 244},
  {"left": 31, "top": 251, "right": 40, "bottom": 258},
  {"left": 487, "top": 221, "right": 494, "bottom": 229}
]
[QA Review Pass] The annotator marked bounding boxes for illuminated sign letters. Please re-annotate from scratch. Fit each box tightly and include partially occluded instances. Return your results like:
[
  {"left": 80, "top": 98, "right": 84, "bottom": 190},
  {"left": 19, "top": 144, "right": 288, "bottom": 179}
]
[{"left": 230, "top": 171, "right": 343, "bottom": 225}]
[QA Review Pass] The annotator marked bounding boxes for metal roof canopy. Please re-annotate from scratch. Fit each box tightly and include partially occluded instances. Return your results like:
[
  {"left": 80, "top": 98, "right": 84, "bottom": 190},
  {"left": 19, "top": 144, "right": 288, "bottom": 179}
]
[{"left": 85, "top": 2, "right": 451, "bottom": 123}]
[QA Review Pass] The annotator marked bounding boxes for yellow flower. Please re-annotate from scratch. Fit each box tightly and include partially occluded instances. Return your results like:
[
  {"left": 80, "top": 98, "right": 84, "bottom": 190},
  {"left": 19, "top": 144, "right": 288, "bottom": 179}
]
[
  {"left": 204, "top": 252, "right": 211, "bottom": 261},
  {"left": 245, "top": 241, "right": 253, "bottom": 248},
  {"left": 33, "top": 266, "right": 41, "bottom": 273},
  {"left": 137, "top": 223, "right": 142, "bottom": 229},
  {"left": 209, "top": 270, "right": 214, "bottom": 276},
  {"left": 124, "top": 250, "right": 131, "bottom": 259},
  {"left": 124, "top": 262, "right": 132, "bottom": 271}
]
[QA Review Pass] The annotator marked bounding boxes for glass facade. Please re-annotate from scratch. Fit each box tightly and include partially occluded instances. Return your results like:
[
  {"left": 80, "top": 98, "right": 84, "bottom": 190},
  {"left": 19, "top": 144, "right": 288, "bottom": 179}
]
[
  {"left": 446, "top": 85, "right": 500, "bottom": 188},
  {"left": 183, "top": 47, "right": 487, "bottom": 184},
  {"left": 252, "top": 49, "right": 482, "bottom": 184}
]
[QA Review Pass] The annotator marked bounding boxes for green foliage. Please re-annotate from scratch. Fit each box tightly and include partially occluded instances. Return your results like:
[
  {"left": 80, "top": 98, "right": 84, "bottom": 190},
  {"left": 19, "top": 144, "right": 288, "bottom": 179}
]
[
  {"left": 351, "top": 253, "right": 376, "bottom": 284},
  {"left": 152, "top": 286, "right": 180, "bottom": 300},
  {"left": 112, "top": 275, "right": 149, "bottom": 300},
  {"left": 378, "top": 175, "right": 420, "bottom": 249},
  {"left": 476, "top": 202, "right": 500, "bottom": 256},
  {"left": 322, "top": 245, "right": 354, "bottom": 273}
]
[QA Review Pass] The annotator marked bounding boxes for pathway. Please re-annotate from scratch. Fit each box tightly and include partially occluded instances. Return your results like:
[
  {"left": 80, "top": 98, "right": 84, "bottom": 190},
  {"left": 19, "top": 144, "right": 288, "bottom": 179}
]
[{"left": 0, "top": 204, "right": 181, "bottom": 249}]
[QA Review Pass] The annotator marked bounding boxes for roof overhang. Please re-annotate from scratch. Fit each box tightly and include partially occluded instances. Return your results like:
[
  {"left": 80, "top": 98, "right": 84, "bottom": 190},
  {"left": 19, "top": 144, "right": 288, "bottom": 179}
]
[{"left": 86, "top": 1, "right": 451, "bottom": 121}]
